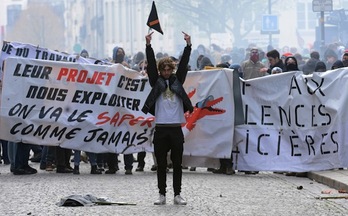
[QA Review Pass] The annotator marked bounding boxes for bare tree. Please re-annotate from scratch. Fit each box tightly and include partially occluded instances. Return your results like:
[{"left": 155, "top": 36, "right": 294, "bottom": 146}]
[
  {"left": 7, "top": 3, "right": 65, "bottom": 51},
  {"left": 159, "top": 0, "right": 276, "bottom": 47}
]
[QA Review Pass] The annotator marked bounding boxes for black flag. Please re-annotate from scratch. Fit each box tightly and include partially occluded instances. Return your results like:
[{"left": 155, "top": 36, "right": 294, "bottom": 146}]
[{"left": 147, "top": 1, "right": 163, "bottom": 35}]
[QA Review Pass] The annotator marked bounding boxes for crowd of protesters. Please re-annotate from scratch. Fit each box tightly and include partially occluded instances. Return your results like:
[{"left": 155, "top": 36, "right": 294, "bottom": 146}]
[{"left": 1, "top": 39, "right": 348, "bottom": 177}]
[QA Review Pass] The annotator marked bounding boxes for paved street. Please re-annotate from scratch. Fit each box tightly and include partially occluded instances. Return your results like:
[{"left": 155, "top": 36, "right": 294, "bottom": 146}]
[{"left": 1, "top": 158, "right": 348, "bottom": 216}]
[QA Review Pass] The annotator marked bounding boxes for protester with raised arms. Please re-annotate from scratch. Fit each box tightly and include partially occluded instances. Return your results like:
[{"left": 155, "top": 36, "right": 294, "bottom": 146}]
[{"left": 142, "top": 31, "right": 193, "bottom": 205}]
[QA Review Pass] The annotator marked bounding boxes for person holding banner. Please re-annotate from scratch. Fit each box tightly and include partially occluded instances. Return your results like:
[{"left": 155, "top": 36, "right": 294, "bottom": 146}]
[
  {"left": 134, "top": 59, "right": 150, "bottom": 172},
  {"left": 260, "top": 49, "right": 285, "bottom": 74},
  {"left": 142, "top": 31, "right": 193, "bottom": 205},
  {"left": 241, "top": 48, "right": 267, "bottom": 80},
  {"left": 342, "top": 52, "right": 348, "bottom": 67},
  {"left": 284, "top": 56, "right": 299, "bottom": 72},
  {"left": 106, "top": 45, "right": 134, "bottom": 175},
  {"left": 112, "top": 46, "right": 130, "bottom": 68}
]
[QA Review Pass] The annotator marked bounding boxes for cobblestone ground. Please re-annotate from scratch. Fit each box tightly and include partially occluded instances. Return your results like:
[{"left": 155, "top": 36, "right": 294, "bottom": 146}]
[{"left": 1, "top": 158, "right": 348, "bottom": 216}]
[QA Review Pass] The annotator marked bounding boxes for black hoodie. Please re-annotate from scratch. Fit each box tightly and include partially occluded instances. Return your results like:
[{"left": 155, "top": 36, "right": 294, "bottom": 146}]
[
  {"left": 331, "top": 60, "right": 344, "bottom": 70},
  {"left": 284, "top": 56, "right": 299, "bottom": 72}
]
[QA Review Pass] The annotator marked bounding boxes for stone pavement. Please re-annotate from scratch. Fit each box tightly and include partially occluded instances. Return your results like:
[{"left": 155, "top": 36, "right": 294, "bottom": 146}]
[{"left": 1, "top": 160, "right": 348, "bottom": 215}]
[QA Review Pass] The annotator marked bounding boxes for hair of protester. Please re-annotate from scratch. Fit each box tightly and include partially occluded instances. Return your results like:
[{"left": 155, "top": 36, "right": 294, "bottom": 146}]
[
  {"left": 310, "top": 51, "right": 320, "bottom": 60},
  {"left": 266, "top": 49, "right": 280, "bottom": 59},
  {"left": 157, "top": 57, "right": 176, "bottom": 72}
]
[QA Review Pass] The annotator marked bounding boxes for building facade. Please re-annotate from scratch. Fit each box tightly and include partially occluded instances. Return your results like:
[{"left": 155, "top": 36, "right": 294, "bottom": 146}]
[{"left": 1, "top": 0, "right": 348, "bottom": 59}]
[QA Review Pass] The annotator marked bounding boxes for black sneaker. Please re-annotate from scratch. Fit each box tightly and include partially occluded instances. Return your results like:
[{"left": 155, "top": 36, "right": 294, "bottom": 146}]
[
  {"left": 212, "top": 168, "right": 225, "bottom": 174},
  {"left": 13, "top": 169, "right": 29, "bottom": 175},
  {"left": 73, "top": 166, "right": 80, "bottom": 175},
  {"left": 30, "top": 153, "right": 42, "bottom": 163},
  {"left": 225, "top": 168, "right": 235, "bottom": 175},
  {"left": 13, "top": 166, "right": 37, "bottom": 175},
  {"left": 24, "top": 165, "right": 37, "bottom": 173},
  {"left": 135, "top": 167, "right": 144, "bottom": 172},
  {"left": 56, "top": 167, "right": 73, "bottom": 173},
  {"left": 91, "top": 165, "right": 102, "bottom": 174},
  {"left": 97, "top": 165, "right": 105, "bottom": 171},
  {"left": 105, "top": 169, "right": 117, "bottom": 174},
  {"left": 3, "top": 160, "right": 10, "bottom": 165},
  {"left": 245, "top": 171, "right": 259, "bottom": 175},
  {"left": 66, "top": 166, "right": 74, "bottom": 172},
  {"left": 295, "top": 172, "right": 307, "bottom": 178},
  {"left": 39, "top": 163, "right": 46, "bottom": 170}
]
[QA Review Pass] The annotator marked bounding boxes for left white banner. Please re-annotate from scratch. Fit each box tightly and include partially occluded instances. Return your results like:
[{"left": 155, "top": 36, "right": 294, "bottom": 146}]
[
  {"left": 0, "top": 58, "right": 235, "bottom": 158},
  {"left": 0, "top": 57, "right": 154, "bottom": 154}
]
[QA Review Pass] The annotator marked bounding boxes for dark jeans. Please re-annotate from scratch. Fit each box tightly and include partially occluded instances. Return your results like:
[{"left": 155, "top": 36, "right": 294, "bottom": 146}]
[
  {"left": 74, "top": 151, "right": 97, "bottom": 166},
  {"left": 55, "top": 147, "right": 72, "bottom": 168},
  {"left": 137, "top": 152, "right": 146, "bottom": 168},
  {"left": 122, "top": 154, "right": 134, "bottom": 170},
  {"left": 31, "top": 145, "right": 42, "bottom": 155},
  {"left": 96, "top": 153, "right": 106, "bottom": 167},
  {"left": 219, "top": 158, "right": 233, "bottom": 169},
  {"left": 0, "top": 139, "right": 9, "bottom": 163},
  {"left": 153, "top": 126, "right": 184, "bottom": 196},
  {"left": 40, "top": 146, "right": 56, "bottom": 165},
  {"left": 106, "top": 153, "right": 133, "bottom": 170},
  {"left": 15, "top": 142, "right": 31, "bottom": 170},
  {"left": 8, "top": 142, "right": 17, "bottom": 171}
]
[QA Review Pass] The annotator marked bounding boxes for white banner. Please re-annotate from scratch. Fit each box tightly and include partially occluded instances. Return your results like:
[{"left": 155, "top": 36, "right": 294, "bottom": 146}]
[
  {"left": 0, "top": 41, "right": 107, "bottom": 81},
  {"left": 3, "top": 53, "right": 348, "bottom": 171},
  {"left": 0, "top": 58, "right": 234, "bottom": 158},
  {"left": 235, "top": 70, "right": 348, "bottom": 171}
]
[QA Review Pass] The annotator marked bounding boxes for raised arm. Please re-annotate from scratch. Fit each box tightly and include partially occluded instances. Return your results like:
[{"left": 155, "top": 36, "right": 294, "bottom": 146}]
[
  {"left": 176, "top": 31, "right": 192, "bottom": 83},
  {"left": 145, "top": 32, "right": 158, "bottom": 87}
]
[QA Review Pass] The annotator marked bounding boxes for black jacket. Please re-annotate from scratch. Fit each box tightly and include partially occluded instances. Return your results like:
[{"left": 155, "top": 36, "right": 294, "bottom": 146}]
[
  {"left": 267, "top": 59, "right": 285, "bottom": 74},
  {"left": 141, "top": 44, "right": 193, "bottom": 116}
]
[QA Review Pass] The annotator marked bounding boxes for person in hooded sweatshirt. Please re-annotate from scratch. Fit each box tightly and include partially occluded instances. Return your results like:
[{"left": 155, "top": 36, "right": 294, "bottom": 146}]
[
  {"left": 324, "top": 49, "right": 338, "bottom": 70},
  {"left": 284, "top": 56, "right": 299, "bottom": 72},
  {"left": 302, "top": 51, "right": 320, "bottom": 75},
  {"left": 80, "top": 49, "right": 89, "bottom": 58},
  {"left": 198, "top": 56, "right": 214, "bottom": 70},
  {"left": 331, "top": 60, "right": 345, "bottom": 70},
  {"left": 112, "top": 46, "right": 130, "bottom": 68},
  {"left": 283, "top": 55, "right": 308, "bottom": 178},
  {"left": 314, "top": 61, "right": 327, "bottom": 72},
  {"left": 105, "top": 46, "right": 133, "bottom": 175}
]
